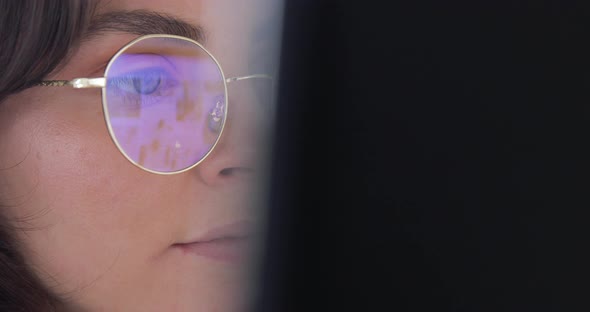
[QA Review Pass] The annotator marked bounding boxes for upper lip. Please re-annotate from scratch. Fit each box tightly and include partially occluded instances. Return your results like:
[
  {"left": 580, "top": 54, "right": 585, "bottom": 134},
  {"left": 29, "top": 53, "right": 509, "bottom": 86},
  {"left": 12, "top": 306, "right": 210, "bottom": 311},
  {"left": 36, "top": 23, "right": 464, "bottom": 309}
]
[{"left": 175, "top": 220, "right": 255, "bottom": 245}]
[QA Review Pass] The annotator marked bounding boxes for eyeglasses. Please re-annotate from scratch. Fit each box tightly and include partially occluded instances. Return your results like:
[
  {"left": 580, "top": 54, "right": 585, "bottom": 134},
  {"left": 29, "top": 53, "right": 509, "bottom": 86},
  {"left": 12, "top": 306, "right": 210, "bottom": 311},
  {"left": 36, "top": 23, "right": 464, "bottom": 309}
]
[{"left": 38, "top": 34, "right": 273, "bottom": 175}]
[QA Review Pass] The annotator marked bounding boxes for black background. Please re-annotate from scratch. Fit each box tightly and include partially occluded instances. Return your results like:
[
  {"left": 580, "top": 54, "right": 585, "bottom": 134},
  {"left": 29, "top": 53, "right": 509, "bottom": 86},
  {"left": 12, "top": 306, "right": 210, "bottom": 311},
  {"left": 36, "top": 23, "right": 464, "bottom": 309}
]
[{"left": 255, "top": 1, "right": 590, "bottom": 311}]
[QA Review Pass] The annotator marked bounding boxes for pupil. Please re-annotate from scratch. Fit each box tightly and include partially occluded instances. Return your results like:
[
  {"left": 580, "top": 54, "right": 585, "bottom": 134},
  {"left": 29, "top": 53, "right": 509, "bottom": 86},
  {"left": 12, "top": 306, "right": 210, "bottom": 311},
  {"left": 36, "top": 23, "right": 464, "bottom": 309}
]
[{"left": 133, "top": 74, "right": 161, "bottom": 94}]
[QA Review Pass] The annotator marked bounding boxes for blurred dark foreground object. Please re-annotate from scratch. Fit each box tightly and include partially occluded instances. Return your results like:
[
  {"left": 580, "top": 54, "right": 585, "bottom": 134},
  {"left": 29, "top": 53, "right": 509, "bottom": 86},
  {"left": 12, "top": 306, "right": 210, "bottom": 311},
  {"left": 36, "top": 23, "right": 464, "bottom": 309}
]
[{"left": 254, "top": 1, "right": 590, "bottom": 311}]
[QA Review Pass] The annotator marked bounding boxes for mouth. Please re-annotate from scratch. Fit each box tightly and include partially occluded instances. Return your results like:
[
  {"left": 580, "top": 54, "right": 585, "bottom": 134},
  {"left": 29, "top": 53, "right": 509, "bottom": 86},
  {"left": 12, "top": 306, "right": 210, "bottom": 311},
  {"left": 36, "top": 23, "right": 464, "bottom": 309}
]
[{"left": 172, "top": 221, "right": 255, "bottom": 263}]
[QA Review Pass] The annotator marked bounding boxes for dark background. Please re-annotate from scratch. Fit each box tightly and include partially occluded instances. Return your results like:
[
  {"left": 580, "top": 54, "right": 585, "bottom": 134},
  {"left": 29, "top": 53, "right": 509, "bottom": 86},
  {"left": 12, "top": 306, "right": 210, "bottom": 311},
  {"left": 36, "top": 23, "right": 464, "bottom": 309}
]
[{"left": 255, "top": 1, "right": 590, "bottom": 311}]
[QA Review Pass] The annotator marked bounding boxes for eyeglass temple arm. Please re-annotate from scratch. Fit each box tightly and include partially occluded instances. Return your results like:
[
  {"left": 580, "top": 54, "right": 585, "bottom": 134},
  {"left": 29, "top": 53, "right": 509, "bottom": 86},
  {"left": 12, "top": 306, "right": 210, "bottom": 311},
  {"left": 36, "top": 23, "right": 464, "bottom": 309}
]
[
  {"left": 225, "top": 74, "right": 273, "bottom": 83},
  {"left": 37, "top": 78, "right": 106, "bottom": 88},
  {"left": 37, "top": 74, "right": 273, "bottom": 89}
]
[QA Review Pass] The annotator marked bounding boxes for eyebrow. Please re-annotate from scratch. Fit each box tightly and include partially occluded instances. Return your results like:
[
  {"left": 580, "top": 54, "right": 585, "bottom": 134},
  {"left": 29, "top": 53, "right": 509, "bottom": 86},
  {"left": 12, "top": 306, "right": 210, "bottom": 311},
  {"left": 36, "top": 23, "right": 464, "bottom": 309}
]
[{"left": 85, "top": 10, "right": 206, "bottom": 43}]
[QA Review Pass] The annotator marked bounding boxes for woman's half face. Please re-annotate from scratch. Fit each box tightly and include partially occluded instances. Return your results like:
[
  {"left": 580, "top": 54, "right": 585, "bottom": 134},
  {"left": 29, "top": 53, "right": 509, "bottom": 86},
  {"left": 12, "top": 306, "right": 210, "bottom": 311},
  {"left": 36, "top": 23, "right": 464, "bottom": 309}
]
[{"left": 0, "top": 0, "right": 280, "bottom": 310}]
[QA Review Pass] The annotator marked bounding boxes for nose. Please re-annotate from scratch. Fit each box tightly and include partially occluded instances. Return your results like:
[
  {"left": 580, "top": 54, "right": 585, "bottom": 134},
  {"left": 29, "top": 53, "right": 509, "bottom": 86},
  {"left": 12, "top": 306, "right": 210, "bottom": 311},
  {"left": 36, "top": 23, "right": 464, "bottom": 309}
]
[{"left": 194, "top": 78, "right": 270, "bottom": 187}]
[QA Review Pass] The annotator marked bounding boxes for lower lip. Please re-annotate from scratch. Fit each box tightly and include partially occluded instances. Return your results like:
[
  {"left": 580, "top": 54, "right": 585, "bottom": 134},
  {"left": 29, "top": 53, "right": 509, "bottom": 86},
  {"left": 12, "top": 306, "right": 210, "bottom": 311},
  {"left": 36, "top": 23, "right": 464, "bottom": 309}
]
[{"left": 173, "top": 238, "right": 250, "bottom": 263}]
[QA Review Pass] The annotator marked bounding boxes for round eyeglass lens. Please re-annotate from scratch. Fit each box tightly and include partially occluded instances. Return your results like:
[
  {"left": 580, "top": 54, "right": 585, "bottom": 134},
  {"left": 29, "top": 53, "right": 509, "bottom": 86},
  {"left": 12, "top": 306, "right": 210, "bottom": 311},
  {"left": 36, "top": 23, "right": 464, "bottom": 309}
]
[{"left": 104, "top": 36, "right": 227, "bottom": 173}]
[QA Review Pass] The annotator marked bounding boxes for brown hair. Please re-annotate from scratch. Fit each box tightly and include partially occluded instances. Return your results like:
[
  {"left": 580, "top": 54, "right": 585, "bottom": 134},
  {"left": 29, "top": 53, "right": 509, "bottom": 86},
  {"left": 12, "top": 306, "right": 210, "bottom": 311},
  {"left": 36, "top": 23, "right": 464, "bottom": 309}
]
[
  {"left": 0, "top": 0, "right": 96, "bottom": 310},
  {"left": 0, "top": 0, "right": 96, "bottom": 102}
]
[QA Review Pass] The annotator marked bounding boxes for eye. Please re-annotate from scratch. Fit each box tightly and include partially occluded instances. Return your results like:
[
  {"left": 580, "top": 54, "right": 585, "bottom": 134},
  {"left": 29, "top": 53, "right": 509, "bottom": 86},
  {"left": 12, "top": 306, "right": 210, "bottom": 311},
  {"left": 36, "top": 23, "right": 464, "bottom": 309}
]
[
  {"left": 132, "top": 72, "right": 161, "bottom": 94},
  {"left": 108, "top": 67, "right": 174, "bottom": 96}
]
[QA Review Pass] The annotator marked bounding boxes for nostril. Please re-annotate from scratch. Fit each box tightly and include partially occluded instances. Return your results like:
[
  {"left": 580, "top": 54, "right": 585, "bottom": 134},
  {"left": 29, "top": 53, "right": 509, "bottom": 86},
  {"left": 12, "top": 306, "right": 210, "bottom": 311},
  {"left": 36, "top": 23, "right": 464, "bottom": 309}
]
[
  {"left": 220, "top": 168, "right": 234, "bottom": 176},
  {"left": 219, "top": 167, "right": 254, "bottom": 177}
]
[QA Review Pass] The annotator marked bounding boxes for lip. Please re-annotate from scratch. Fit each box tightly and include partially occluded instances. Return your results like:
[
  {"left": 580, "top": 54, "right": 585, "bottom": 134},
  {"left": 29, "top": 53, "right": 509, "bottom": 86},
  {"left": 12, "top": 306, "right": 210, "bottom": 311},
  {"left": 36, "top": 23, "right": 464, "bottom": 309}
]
[{"left": 172, "top": 220, "right": 254, "bottom": 263}]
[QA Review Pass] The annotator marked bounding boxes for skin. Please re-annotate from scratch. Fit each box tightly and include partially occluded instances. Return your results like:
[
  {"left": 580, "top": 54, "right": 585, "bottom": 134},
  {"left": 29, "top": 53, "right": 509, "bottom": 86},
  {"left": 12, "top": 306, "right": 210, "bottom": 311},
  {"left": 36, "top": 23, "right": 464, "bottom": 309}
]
[{"left": 0, "top": 0, "right": 280, "bottom": 311}]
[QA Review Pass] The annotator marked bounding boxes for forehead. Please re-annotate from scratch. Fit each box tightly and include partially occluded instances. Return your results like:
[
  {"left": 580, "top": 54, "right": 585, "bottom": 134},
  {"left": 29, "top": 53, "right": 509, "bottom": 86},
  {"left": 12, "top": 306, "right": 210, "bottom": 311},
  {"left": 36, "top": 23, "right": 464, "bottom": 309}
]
[
  {"left": 52, "top": 0, "right": 282, "bottom": 81},
  {"left": 95, "top": 0, "right": 267, "bottom": 33},
  {"left": 93, "top": 0, "right": 279, "bottom": 57}
]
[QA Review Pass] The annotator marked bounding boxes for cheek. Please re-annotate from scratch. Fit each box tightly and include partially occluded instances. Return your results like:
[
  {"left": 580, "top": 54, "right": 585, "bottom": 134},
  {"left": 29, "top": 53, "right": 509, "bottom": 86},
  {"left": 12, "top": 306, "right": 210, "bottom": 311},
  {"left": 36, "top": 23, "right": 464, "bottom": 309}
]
[
  {"left": 2, "top": 89, "right": 131, "bottom": 211},
  {"left": 0, "top": 90, "right": 183, "bottom": 297}
]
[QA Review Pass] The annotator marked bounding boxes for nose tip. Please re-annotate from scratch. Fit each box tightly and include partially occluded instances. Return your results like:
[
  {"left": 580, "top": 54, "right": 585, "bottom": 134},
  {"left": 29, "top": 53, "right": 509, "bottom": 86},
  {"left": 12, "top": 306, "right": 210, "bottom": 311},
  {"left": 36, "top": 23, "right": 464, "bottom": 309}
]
[
  {"left": 196, "top": 148, "right": 258, "bottom": 187},
  {"left": 195, "top": 108, "right": 260, "bottom": 187},
  {"left": 193, "top": 75, "right": 272, "bottom": 187}
]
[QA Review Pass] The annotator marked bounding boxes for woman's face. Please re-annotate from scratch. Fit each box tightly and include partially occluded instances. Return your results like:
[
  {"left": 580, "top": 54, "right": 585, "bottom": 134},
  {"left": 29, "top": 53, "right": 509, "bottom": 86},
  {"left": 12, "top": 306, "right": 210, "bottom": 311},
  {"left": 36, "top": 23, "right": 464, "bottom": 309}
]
[{"left": 0, "top": 0, "right": 279, "bottom": 310}]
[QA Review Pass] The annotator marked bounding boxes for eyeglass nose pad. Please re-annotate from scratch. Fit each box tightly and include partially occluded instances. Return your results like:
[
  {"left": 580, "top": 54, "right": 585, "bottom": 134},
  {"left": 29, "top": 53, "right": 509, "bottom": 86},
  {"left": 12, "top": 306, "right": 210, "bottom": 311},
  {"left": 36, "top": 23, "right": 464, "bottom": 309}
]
[{"left": 208, "top": 96, "right": 225, "bottom": 133}]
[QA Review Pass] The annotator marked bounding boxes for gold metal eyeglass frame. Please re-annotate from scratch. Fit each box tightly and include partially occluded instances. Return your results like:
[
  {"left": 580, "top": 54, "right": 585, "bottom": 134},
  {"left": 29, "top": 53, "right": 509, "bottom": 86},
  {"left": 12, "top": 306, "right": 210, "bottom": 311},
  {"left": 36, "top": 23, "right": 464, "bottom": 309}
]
[{"left": 36, "top": 34, "right": 273, "bottom": 175}]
